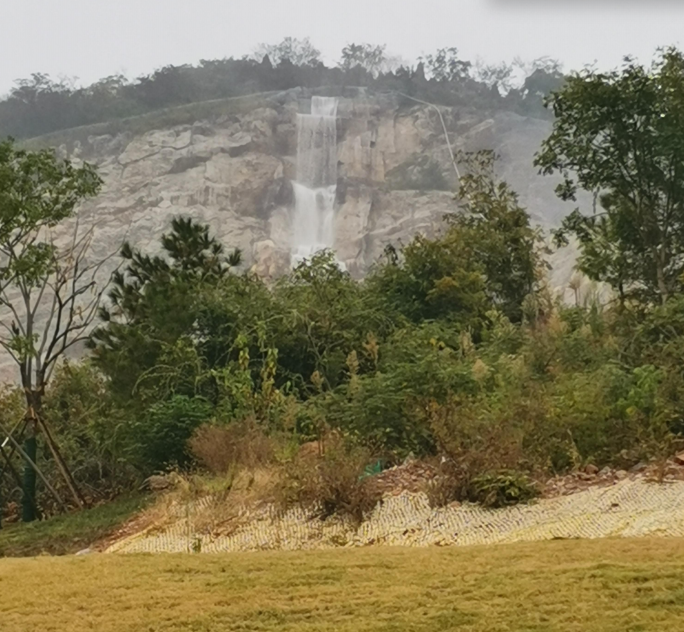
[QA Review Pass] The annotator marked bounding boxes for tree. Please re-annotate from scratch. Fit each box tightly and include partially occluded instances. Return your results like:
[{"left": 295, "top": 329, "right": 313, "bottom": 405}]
[
  {"left": 453, "top": 151, "right": 545, "bottom": 322},
  {"left": 273, "top": 250, "right": 391, "bottom": 391},
  {"left": 252, "top": 37, "right": 321, "bottom": 67},
  {"left": 0, "top": 139, "right": 104, "bottom": 520},
  {"left": 339, "top": 43, "right": 400, "bottom": 77},
  {"left": 472, "top": 60, "right": 514, "bottom": 95},
  {"left": 367, "top": 233, "right": 488, "bottom": 326},
  {"left": 521, "top": 68, "right": 565, "bottom": 101},
  {"left": 0, "top": 74, "right": 79, "bottom": 138},
  {"left": 535, "top": 47, "right": 684, "bottom": 303},
  {"left": 136, "top": 65, "right": 197, "bottom": 108},
  {"left": 89, "top": 217, "right": 242, "bottom": 403},
  {"left": 369, "top": 152, "right": 542, "bottom": 326},
  {"left": 515, "top": 57, "right": 565, "bottom": 100},
  {"left": 419, "top": 48, "right": 471, "bottom": 83}
]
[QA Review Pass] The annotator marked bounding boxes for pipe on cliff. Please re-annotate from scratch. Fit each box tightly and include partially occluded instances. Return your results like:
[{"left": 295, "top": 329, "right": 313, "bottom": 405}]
[{"left": 393, "top": 92, "right": 462, "bottom": 185}]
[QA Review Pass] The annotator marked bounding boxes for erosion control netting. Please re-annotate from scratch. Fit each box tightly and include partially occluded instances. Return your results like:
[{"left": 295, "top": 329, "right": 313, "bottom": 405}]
[{"left": 106, "top": 478, "right": 684, "bottom": 554}]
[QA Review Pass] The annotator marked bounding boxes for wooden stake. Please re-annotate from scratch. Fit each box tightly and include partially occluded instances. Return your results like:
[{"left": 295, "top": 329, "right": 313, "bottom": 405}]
[{"left": 0, "top": 420, "right": 67, "bottom": 513}]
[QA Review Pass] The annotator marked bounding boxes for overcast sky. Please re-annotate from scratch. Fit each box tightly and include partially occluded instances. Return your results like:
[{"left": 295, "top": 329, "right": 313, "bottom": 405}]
[{"left": 3, "top": 0, "right": 684, "bottom": 94}]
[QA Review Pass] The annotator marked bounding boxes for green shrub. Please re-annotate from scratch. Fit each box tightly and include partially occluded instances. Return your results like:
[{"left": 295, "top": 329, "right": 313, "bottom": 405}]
[
  {"left": 135, "top": 395, "right": 213, "bottom": 473},
  {"left": 39, "top": 362, "right": 139, "bottom": 498},
  {"left": 316, "top": 323, "right": 480, "bottom": 457},
  {"left": 467, "top": 471, "right": 539, "bottom": 508}
]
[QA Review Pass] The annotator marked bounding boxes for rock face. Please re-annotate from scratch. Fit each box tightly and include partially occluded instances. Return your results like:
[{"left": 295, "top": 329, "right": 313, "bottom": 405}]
[
  {"left": 52, "top": 89, "right": 583, "bottom": 278},
  {"left": 0, "top": 88, "right": 587, "bottom": 383}
]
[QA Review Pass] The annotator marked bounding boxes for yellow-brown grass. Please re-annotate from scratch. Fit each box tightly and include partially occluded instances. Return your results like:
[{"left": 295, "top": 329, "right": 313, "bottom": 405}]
[{"left": 3, "top": 538, "right": 684, "bottom": 630}]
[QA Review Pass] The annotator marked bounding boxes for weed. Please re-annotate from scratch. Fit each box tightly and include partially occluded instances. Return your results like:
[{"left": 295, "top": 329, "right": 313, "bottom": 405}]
[
  {"left": 422, "top": 466, "right": 467, "bottom": 508},
  {"left": 467, "top": 470, "right": 539, "bottom": 508},
  {"left": 189, "top": 419, "right": 276, "bottom": 474},
  {"left": 275, "top": 442, "right": 382, "bottom": 523}
]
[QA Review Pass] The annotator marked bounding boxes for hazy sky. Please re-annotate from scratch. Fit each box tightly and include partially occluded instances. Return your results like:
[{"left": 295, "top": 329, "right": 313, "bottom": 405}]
[{"left": 3, "top": 0, "right": 684, "bottom": 94}]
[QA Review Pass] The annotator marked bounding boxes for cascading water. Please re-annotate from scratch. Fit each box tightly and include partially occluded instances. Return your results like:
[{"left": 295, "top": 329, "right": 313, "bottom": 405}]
[{"left": 291, "top": 96, "right": 339, "bottom": 266}]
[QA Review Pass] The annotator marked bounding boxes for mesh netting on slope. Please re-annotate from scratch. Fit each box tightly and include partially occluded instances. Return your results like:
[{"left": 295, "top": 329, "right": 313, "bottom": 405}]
[{"left": 106, "top": 478, "right": 684, "bottom": 554}]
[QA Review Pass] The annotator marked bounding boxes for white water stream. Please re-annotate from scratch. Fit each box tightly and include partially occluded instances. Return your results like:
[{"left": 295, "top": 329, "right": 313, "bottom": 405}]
[{"left": 291, "top": 96, "right": 339, "bottom": 266}]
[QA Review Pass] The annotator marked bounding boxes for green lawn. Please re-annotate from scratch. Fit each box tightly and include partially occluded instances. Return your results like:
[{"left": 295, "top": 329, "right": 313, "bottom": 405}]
[
  {"left": 0, "top": 493, "right": 147, "bottom": 557},
  {"left": 2, "top": 537, "right": 684, "bottom": 631}
]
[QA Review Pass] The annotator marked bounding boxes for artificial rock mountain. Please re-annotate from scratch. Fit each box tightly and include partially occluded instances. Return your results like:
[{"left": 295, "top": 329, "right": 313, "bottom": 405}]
[{"left": 1, "top": 88, "right": 585, "bottom": 382}]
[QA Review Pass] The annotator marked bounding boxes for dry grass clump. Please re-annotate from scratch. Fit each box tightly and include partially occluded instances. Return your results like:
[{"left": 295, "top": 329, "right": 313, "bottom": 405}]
[
  {"left": 421, "top": 462, "right": 467, "bottom": 509},
  {"left": 142, "top": 424, "right": 388, "bottom": 536},
  {"left": 138, "top": 465, "right": 283, "bottom": 540},
  {"left": 188, "top": 468, "right": 281, "bottom": 538},
  {"left": 275, "top": 441, "right": 383, "bottom": 523},
  {"left": 426, "top": 398, "right": 530, "bottom": 475},
  {"left": 189, "top": 421, "right": 384, "bottom": 524},
  {"left": 189, "top": 419, "right": 276, "bottom": 474},
  {"left": 418, "top": 394, "right": 545, "bottom": 509}
]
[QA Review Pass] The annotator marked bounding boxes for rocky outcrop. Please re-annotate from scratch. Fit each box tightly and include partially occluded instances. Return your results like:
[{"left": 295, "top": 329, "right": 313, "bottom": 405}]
[
  {"left": 0, "top": 88, "right": 588, "bottom": 383},
  {"left": 50, "top": 89, "right": 582, "bottom": 279}
]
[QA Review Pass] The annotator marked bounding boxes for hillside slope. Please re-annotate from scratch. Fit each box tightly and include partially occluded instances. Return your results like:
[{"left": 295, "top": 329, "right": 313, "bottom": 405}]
[{"left": 1, "top": 87, "right": 584, "bottom": 382}]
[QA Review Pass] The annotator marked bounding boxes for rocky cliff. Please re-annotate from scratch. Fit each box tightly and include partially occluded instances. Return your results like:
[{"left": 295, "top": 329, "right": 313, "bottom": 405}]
[
  {"left": 1, "top": 88, "right": 584, "bottom": 383},
  {"left": 46, "top": 88, "right": 580, "bottom": 279}
]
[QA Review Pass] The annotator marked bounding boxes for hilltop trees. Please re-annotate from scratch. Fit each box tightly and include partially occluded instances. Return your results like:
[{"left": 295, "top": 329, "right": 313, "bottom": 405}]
[
  {"left": 340, "top": 43, "right": 387, "bottom": 75},
  {"left": 0, "top": 43, "right": 560, "bottom": 141},
  {"left": 536, "top": 47, "right": 684, "bottom": 303},
  {"left": 472, "top": 61, "right": 514, "bottom": 95},
  {"left": 517, "top": 57, "right": 565, "bottom": 101},
  {"left": 252, "top": 37, "right": 322, "bottom": 66},
  {"left": 339, "top": 43, "right": 403, "bottom": 77},
  {"left": 419, "top": 48, "right": 472, "bottom": 83}
]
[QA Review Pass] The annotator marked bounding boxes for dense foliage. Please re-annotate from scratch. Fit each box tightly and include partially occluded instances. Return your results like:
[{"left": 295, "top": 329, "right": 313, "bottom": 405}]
[
  {"left": 5, "top": 142, "right": 681, "bottom": 519},
  {"left": 4, "top": 47, "right": 684, "bottom": 523},
  {"left": 537, "top": 47, "right": 684, "bottom": 304}
]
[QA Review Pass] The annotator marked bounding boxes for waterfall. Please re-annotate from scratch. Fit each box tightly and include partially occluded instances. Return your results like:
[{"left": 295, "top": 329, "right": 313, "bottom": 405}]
[{"left": 291, "top": 96, "right": 339, "bottom": 266}]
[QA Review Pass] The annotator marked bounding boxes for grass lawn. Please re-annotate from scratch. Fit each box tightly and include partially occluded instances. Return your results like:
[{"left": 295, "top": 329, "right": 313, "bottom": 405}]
[
  {"left": 2, "top": 538, "right": 684, "bottom": 631},
  {"left": 0, "top": 493, "right": 148, "bottom": 557}
]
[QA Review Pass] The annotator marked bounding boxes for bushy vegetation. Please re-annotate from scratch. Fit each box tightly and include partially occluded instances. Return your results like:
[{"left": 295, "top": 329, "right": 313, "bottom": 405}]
[
  {"left": 3, "top": 47, "right": 684, "bottom": 527},
  {"left": 2, "top": 147, "right": 679, "bottom": 523},
  {"left": 276, "top": 441, "right": 382, "bottom": 523},
  {"left": 1, "top": 39, "right": 562, "bottom": 141}
]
